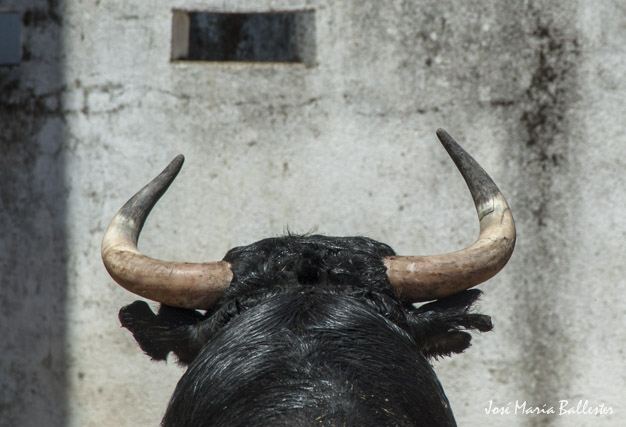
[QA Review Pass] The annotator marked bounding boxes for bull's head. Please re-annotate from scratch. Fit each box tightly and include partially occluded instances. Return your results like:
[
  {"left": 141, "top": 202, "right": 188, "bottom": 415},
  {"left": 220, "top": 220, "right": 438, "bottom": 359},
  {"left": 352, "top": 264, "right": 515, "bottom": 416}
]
[{"left": 101, "top": 129, "right": 515, "bottom": 308}]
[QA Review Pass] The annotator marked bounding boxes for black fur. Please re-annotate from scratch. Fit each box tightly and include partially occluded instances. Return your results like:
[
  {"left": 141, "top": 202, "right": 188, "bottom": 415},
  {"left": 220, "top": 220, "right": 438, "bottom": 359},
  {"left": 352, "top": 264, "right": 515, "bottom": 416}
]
[{"left": 119, "top": 235, "right": 492, "bottom": 426}]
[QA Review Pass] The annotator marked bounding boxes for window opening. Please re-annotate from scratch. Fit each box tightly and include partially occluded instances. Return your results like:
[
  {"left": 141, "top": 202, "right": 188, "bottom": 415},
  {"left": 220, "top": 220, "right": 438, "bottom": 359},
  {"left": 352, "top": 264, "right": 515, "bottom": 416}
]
[{"left": 172, "top": 10, "right": 315, "bottom": 63}]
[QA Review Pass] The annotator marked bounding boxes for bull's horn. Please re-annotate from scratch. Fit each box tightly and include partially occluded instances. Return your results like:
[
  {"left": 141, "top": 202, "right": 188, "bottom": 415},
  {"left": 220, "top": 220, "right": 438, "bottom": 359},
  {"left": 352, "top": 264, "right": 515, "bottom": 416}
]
[
  {"left": 101, "top": 155, "right": 233, "bottom": 309},
  {"left": 384, "top": 129, "right": 516, "bottom": 302}
]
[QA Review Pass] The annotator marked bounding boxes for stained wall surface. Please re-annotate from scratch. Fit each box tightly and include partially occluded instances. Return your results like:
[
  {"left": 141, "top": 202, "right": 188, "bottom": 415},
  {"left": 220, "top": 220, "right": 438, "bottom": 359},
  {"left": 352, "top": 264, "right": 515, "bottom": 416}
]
[{"left": 1, "top": 1, "right": 625, "bottom": 426}]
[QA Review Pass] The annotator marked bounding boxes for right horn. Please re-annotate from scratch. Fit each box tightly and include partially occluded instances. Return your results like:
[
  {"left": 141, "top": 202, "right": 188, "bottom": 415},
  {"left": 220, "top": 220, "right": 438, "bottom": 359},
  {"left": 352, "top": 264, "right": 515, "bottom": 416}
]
[{"left": 383, "top": 129, "right": 516, "bottom": 302}]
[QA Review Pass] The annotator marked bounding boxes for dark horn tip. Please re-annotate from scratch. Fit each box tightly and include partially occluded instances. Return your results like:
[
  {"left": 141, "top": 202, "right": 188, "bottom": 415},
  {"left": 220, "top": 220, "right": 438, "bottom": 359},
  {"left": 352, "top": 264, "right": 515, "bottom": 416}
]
[
  {"left": 436, "top": 128, "right": 449, "bottom": 138},
  {"left": 116, "top": 154, "right": 186, "bottom": 232},
  {"left": 434, "top": 129, "right": 502, "bottom": 206},
  {"left": 167, "top": 154, "right": 185, "bottom": 173},
  {"left": 153, "top": 154, "right": 185, "bottom": 188},
  {"left": 435, "top": 128, "right": 460, "bottom": 153}
]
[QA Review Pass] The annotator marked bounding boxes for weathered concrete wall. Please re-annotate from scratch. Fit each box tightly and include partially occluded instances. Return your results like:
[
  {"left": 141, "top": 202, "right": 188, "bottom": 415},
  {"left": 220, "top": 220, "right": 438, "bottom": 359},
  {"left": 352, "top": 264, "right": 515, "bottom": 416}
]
[
  {"left": 2, "top": 0, "right": 625, "bottom": 426},
  {"left": 0, "top": 0, "right": 67, "bottom": 425}
]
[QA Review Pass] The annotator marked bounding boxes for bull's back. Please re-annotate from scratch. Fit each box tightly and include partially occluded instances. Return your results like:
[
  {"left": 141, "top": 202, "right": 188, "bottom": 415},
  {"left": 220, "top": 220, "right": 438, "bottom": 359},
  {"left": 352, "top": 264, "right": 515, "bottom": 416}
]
[{"left": 162, "top": 291, "right": 457, "bottom": 427}]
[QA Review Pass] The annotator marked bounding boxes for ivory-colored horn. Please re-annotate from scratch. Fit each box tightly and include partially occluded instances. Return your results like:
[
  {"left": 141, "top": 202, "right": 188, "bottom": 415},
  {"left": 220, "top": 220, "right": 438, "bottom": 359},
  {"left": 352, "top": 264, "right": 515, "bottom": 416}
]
[
  {"left": 101, "top": 155, "right": 233, "bottom": 309},
  {"left": 384, "top": 129, "right": 516, "bottom": 302}
]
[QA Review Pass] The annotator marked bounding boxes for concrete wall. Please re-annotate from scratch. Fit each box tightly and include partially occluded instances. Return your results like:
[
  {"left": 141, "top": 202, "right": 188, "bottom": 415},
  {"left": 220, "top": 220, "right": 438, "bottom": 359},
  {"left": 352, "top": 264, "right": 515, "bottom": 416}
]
[
  {"left": 1, "top": 0, "right": 67, "bottom": 425},
  {"left": 1, "top": 0, "right": 624, "bottom": 426}
]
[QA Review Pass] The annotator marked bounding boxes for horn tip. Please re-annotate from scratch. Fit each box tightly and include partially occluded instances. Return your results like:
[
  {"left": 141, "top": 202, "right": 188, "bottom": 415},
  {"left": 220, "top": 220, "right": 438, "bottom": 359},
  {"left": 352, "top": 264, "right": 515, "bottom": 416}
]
[
  {"left": 435, "top": 128, "right": 448, "bottom": 137},
  {"left": 164, "top": 155, "right": 185, "bottom": 177},
  {"left": 172, "top": 154, "right": 185, "bottom": 167},
  {"left": 435, "top": 128, "right": 456, "bottom": 146}
]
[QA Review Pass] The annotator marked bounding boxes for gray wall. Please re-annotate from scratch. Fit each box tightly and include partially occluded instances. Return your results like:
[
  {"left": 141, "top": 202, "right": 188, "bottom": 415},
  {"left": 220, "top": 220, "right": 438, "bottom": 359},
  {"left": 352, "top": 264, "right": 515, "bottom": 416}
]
[
  {"left": 1, "top": 0, "right": 67, "bottom": 425},
  {"left": 1, "top": 1, "right": 624, "bottom": 426}
]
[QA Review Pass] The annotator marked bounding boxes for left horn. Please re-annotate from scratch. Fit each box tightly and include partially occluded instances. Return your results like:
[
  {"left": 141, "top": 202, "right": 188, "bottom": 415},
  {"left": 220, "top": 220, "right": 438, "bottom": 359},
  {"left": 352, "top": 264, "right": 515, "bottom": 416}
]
[
  {"left": 384, "top": 129, "right": 516, "bottom": 302},
  {"left": 101, "top": 155, "right": 233, "bottom": 309}
]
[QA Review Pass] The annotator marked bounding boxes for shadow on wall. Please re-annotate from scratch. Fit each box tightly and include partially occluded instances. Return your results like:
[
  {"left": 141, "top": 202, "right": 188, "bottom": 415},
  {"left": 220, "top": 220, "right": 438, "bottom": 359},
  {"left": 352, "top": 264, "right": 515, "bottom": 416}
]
[{"left": 0, "top": 3, "right": 68, "bottom": 426}]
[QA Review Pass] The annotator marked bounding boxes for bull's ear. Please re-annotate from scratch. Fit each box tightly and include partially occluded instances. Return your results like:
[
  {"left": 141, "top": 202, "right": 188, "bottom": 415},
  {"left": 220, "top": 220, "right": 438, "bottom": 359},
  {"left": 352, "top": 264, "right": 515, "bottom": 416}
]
[
  {"left": 119, "top": 301, "right": 206, "bottom": 365},
  {"left": 420, "top": 330, "right": 476, "bottom": 358},
  {"left": 407, "top": 290, "right": 493, "bottom": 358}
]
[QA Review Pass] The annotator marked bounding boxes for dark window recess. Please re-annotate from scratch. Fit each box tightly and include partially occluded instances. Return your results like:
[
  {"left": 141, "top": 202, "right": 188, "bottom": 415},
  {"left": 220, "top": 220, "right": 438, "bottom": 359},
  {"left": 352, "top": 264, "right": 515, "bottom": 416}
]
[
  {"left": 0, "top": 13, "right": 21, "bottom": 65},
  {"left": 172, "top": 11, "right": 315, "bottom": 63}
]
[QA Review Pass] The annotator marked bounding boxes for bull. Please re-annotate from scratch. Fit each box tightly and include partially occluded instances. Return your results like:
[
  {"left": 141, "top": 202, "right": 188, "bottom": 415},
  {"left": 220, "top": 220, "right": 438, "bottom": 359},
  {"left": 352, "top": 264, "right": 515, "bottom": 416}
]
[{"left": 101, "top": 129, "right": 515, "bottom": 426}]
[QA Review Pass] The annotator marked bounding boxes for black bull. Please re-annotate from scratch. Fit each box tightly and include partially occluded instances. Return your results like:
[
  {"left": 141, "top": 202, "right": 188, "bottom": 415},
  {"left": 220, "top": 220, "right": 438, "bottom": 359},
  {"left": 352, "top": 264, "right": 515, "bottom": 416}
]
[{"left": 102, "top": 129, "right": 515, "bottom": 426}]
